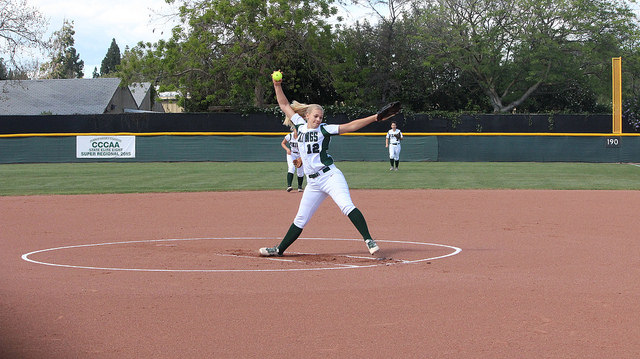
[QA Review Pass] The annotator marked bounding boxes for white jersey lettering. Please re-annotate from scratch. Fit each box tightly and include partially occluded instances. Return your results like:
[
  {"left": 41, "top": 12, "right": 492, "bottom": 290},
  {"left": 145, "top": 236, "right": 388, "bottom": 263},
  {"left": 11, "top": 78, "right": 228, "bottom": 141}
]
[
  {"left": 291, "top": 113, "right": 339, "bottom": 176},
  {"left": 285, "top": 132, "right": 299, "bottom": 155}
]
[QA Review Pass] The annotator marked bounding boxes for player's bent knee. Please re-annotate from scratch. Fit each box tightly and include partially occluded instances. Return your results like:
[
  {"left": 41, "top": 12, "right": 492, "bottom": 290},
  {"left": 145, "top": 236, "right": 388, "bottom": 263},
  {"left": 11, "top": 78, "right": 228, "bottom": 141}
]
[
  {"left": 341, "top": 204, "right": 356, "bottom": 216},
  {"left": 293, "top": 217, "right": 308, "bottom": 228}
]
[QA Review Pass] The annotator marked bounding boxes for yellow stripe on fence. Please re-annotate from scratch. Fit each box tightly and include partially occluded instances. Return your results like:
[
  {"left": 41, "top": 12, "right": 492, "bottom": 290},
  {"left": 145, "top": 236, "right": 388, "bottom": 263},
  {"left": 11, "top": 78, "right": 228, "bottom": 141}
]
[{"left": 2, "top": 132, "right": 640, "bottom": 138}]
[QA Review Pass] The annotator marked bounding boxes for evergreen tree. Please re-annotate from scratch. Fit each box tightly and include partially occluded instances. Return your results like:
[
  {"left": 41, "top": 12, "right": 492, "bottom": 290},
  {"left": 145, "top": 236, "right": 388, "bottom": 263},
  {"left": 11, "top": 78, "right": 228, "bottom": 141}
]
[
  {"left": 7, "top": 68, "right": 28, "bottom": 80},
  {"left": 41, "top": 20, "right": 84, "bottom": 79},
  {"left": 100, "top": 38, "right": 121, "bottom": 76},
  {"left": 0, "top": 58, "right": 7, "bottom": 80},
  {"left": 92, "top": 67, "right": 99, "bottom": 78}
]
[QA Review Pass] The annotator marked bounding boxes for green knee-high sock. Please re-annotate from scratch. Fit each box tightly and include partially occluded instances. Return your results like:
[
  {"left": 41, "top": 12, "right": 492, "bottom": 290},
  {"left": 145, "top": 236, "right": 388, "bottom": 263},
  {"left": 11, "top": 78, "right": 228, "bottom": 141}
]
[
  {"left": 297, "top": 176, "right": 304, "bottom": 188},
  {"left": 286, "top": 172, "right": 294, "bottom": 187},
  {"left": 395, "top": 160, "right": 399, "bottom": 168},
  {"left": 347, "top": 208, "right": 372, "bottom": 240},
  {"left": 389, "top": 159, "right": 394, "bottom": 167},
  {"left": 277, "top": 223, "right": 303, "bottom": 254}
]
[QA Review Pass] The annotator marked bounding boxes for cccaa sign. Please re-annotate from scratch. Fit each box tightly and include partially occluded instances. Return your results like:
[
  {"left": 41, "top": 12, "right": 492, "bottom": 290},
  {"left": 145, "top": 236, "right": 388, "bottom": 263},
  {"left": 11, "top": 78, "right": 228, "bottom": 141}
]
[{"left": 76, "top": 136, "right": 136, "bottom": 158}]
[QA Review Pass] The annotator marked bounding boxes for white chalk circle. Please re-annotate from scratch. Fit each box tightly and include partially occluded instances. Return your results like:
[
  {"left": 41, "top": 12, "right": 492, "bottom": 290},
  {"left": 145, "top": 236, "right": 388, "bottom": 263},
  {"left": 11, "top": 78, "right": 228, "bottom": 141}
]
[{"left": 21, "top": 237, "right": 462, "bottom": 273}]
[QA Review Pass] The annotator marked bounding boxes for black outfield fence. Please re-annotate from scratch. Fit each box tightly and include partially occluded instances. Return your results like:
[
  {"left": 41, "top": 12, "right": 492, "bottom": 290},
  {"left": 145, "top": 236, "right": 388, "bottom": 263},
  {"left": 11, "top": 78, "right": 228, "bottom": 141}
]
[
  {"left": 402, "top": 114, "right": 621, "bottom": 133},
  {"left": 0, "top": 112, "right": 631, "bottom": 134}
]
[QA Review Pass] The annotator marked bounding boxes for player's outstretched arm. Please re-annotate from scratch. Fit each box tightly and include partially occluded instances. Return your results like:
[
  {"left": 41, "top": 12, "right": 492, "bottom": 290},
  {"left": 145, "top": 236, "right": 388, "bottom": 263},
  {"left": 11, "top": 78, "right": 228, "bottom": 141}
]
[
  {"left": 338, "top": 101, "right": 401, "bottom": 134},
  {"left": 338, "top": 114, "right": 377, "bottom": 134},
  {"left": 273, "top": 78, "right": 296, "bottom": 120}
]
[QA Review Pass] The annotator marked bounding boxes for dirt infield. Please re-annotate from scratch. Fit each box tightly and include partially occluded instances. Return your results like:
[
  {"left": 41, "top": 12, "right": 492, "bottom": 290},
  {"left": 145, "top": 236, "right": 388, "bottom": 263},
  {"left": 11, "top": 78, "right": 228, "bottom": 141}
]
[{"left": 2, "top": 189, "right": 640, "bottom": 358}]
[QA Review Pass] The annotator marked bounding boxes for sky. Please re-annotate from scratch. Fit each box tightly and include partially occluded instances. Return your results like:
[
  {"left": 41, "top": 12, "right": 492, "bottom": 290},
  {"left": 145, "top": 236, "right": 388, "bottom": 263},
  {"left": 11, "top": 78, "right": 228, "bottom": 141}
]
[
  {"left": 28, "top": 0, "right": 180, "bottom": 77},
  {"left": 26, "top": 0, "right": 380, "bottom": 78}
]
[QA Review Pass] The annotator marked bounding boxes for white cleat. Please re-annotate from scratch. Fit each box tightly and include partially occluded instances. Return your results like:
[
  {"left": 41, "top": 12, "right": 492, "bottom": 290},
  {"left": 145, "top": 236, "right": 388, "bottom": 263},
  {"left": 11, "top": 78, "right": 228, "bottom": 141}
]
[
  {"left": 259, "top": 246, "right": 281, "bottom": 256},
  {"left": 365, "top": 239, "right": 379, "bottom": 255}
]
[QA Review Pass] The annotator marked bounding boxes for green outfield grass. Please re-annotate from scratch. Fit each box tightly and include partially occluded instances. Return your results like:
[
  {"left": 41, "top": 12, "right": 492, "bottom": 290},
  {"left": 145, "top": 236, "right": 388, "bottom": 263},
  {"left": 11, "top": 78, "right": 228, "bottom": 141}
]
[{"left": 1, "top": 162, "right": 639, "bottom": 196}]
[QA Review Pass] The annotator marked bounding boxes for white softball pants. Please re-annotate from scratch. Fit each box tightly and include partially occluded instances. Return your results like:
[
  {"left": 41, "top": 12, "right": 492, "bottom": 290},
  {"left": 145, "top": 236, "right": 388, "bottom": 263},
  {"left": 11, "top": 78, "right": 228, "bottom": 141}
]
[
  {"left": 293, "top": 165, "right": 356, "bottom": 228},
  {"left": 388, "top": 143, "right": 401, "bottom": 161},
  {"left": 286, "top": 154, "right": 304, "bottom": 176}
]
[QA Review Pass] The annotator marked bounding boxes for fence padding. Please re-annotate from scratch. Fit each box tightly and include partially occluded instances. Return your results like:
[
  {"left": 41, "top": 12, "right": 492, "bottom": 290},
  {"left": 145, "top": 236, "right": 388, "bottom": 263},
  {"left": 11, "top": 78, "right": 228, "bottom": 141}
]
[{"left": 0, "top": 112, "right": 624, "bottom": 134}]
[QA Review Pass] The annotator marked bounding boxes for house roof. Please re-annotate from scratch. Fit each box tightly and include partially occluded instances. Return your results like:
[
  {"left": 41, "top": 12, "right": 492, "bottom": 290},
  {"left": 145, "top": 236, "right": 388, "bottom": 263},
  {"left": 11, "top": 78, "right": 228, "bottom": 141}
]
[
  {"left": 128, "top": 82, "right": 152, "bottom": 108},
  {"left": 0, "top": 78, "right": 124, "bottom": 115}
]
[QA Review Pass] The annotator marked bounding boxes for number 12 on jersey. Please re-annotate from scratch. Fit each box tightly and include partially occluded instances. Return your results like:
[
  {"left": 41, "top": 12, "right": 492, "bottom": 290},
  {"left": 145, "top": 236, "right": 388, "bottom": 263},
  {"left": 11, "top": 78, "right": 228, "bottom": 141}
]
[{"left": 307, "top": 143, "right": 320, "bottom": 153}]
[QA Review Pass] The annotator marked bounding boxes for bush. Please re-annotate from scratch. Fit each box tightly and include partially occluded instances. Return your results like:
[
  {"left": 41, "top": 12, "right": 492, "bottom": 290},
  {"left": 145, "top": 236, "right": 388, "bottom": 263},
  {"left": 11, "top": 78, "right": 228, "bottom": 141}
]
[{"left": 622, "top": 98, "right": 640, "bottom": 131}]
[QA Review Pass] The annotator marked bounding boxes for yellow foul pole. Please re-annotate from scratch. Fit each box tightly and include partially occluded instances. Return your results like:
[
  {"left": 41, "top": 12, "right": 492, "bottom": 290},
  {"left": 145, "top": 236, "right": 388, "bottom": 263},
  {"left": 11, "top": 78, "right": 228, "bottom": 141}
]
[{"left": 612, "top": 57, "right": 622, "bottom": 134}]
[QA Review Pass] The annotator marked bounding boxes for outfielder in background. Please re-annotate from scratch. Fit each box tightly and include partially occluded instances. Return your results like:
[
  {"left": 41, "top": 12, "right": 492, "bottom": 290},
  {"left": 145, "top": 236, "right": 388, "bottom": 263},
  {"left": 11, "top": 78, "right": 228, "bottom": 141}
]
[
  {"left": 259, "top": 72, "right": 400, "bottom": 257},
  {"left": 386, "top": 121, "right": 403, "bottom": 171},
  {"left": 281, "top": 127, "right": 304, "bottom": 192}
]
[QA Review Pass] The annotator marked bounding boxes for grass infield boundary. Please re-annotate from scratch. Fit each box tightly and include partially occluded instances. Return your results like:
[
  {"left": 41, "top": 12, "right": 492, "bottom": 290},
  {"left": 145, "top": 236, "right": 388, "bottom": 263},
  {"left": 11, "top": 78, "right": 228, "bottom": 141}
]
[{"left": 1, "top": 161, "right": 639, "bottom": 196}]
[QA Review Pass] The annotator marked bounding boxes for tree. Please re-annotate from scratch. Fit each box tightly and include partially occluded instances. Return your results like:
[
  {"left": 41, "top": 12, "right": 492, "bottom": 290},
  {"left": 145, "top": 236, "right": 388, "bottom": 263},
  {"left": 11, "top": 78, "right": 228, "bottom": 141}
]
[
  {"left": 118, "top": 0, "right": 340, "bottom": 111},
  {"left": 331, "top": 22, "right": 378, "bottom": 106},
  {"left": 344, "top": 0, "right": 413, "bottom": 103},
  {"left": 7, "top": 67, "right": 27, "bottom": 79},
  {"left": 0, "top": 0, "right": 49, "bottom": 75},
  {"left": 332, "top": 4, "right": 486, "bottom": 111},
  {"left": 389, "top": 8, "right": 488, "bottom": 111},
  {"left": 100, "top": 38, "right": 121, "bottom": 76},
  {"left": 40, "top": 20, "right": 84, "bottom": 79},
  {"left": 0, "top": 58, "right": 7, "bottom": 79},
  {"left": 414, "top": 0, "right": 640, "bottom": 113},
  {"left": 92, "top": 66, "right": 99, "bottom": 78}
]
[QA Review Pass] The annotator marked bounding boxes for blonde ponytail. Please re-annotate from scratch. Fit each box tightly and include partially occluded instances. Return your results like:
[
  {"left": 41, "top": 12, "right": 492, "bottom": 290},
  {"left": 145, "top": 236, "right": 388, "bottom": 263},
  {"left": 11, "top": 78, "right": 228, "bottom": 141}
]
[
  {"left": 282, "top": 101, "right": 324, "bottom": 128},
  {"left": 283, "top": 116, "right": 294, "bottom": 129}
]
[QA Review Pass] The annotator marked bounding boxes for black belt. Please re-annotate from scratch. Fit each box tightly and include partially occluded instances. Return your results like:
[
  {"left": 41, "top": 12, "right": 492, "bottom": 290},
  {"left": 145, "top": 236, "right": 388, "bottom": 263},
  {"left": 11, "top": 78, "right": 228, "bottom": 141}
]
[
  {"left": 308, "top": 166, "right": 331, "bottom": 178},
  {"left": 390, "top": 143, "right": 399, "bottom": 145}
]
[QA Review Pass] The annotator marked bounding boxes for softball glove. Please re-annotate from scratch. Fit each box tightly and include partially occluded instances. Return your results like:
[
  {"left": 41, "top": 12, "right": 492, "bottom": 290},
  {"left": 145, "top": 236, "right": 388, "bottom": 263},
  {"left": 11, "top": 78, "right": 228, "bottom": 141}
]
[{"left": 377, "top": 101, "right": 401, "bottom": 122}]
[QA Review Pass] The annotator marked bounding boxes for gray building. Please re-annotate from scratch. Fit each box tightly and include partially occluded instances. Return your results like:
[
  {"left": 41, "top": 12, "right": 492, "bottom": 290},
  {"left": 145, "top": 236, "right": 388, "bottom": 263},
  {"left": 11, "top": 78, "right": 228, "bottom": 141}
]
[
  {"left": 0, "top": 78, "right": 139, "bottom": 115},
  {"left": 129, "top": 82, "right": 165, "bottom": 112}
]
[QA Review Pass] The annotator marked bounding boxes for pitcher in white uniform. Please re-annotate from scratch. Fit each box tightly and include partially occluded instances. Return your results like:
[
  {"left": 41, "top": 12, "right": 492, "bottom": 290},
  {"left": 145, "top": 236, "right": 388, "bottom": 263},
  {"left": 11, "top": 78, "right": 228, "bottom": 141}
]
[
  {"left": 385, "top": 121, "right": 403, "bottom": 170},
  {"left": 259, "top": 74, "right": 394, "bottom": 256}
]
